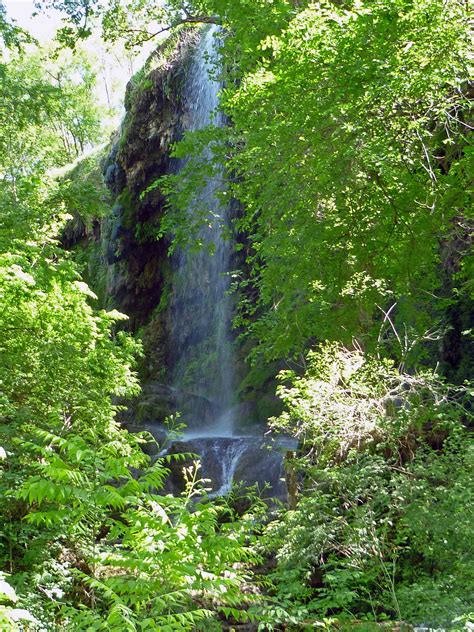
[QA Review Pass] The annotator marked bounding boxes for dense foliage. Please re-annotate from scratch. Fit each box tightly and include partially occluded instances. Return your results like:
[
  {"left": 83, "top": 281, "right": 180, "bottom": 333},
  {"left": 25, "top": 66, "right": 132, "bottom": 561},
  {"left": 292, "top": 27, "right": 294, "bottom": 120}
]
[
  {"left": 1, "top": 0, "right": 473, "bottom": 629},
  {"left": 159, "top": 0, "right": 472, "bottom": 366},
  {"left": 262, "top": 345, "right": 473, "bottom": 627},
  {"left": 0, "top": 23, "right": 261, "bottom": 631},
  {"left": 157, "top": 0, "right": 473, "bottom": 626}
]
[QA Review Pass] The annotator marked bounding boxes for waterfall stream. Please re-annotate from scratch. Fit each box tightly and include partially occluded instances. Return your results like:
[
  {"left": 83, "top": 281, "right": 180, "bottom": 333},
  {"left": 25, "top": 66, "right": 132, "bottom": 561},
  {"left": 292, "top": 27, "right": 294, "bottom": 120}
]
[
  {"left": 166, "top": 27, "right": 291, "bottom": 497},
  {"left": 170, "top": 25, "right": 235, "bottom": 436}
]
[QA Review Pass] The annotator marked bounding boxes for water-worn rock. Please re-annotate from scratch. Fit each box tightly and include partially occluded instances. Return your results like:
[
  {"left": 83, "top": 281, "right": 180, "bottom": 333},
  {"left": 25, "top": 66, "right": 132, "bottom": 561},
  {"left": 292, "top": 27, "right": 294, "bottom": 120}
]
[{"left": 157, "top": 434, "right": 289, "bottom": 499}]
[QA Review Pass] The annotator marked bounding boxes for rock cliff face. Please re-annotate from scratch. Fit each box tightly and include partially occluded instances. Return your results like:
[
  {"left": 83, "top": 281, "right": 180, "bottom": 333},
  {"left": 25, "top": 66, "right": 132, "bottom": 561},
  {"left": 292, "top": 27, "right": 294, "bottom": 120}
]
[
  {"left": 64, "top": 27, "right": 282, "bottom": 430},
  {"left": 102, "top": 30, "right": 200, "bottom": 330},
  {"left": 64, "top": 31, "right": 201, "bottom": 423},
  {"left": 104, "top": 30, "right": 208, "bottom": 423}
]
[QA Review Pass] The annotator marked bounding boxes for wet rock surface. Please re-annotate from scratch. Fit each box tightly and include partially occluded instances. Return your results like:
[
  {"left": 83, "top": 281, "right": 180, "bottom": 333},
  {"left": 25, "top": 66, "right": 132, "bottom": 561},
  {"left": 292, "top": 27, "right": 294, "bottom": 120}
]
[{"left": 149, "top": 429, "right": 291, "bottom": 500}]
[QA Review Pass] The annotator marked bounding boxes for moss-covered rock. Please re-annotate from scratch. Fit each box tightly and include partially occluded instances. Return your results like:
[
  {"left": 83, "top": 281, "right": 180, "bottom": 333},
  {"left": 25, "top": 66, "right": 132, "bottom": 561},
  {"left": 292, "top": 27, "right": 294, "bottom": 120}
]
[{"left": 62, "top": 27, "right": 284, "bottom": 431}]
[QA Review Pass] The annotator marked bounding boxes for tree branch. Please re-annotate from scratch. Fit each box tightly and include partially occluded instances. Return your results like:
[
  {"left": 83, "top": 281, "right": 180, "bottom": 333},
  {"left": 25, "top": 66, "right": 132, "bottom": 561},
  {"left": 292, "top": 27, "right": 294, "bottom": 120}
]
[{"left": 121, "top": 14, "right": 220, "bottom": 44}]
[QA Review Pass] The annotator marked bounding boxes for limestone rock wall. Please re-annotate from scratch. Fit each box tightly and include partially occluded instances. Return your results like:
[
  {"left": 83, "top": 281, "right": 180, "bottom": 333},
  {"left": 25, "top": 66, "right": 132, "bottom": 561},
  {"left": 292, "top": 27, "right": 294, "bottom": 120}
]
[
  {"left": 64, "top": 28, "right": 281, "bottom": 429},
  {"left": 102, "top": 29, "right": 200, "bottom": 332},
  {"left": 62, "top": 30, "right": 200, "bottom": 426}
]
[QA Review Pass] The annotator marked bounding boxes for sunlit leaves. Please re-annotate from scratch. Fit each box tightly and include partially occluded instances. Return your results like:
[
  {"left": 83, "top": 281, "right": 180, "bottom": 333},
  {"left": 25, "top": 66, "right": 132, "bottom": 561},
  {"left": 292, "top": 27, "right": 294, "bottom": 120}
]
[
  {"left": 161, "top": 0, "right": 471, "bottom": 363},
  {"left": 224, "top": 0, "right": 470, "bottom": 359},
  {"left": 263, "top": 344, "right": 473, "bottom": 624}
]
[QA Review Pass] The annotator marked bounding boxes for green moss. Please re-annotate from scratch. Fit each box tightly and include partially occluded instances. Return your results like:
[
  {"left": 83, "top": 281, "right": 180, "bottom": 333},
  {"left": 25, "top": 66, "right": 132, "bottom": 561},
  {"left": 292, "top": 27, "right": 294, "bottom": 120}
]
[
  {"left": 256, "top": 391, "right": 282, "bottom": 424},
  {"left": 125, "top": 26, "right": 193, "bottom": 104},
  {"left": 117, "top": 113, "right": 132, "bottom": 152},
  {"left": 181, "top": 344, "right": 218, "bottom": 391},
  {"left": 237, "top": 361, "right": 278, "bottom": 395},
  {"left": 117, "top": 188, "right": 135, "bottom": 229},
  {"left": 156, "top": 269, "right": 172, "bottom": 313},
  {"left": 55, "top": 148, "right": 111, "bottom": 224}
]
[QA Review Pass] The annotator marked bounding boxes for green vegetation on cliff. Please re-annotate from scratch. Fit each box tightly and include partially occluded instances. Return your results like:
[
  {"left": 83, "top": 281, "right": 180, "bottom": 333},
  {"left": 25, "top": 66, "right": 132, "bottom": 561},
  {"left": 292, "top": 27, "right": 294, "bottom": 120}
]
[{"left": 1, "top": 0, "right": 472, "bottom": 629}]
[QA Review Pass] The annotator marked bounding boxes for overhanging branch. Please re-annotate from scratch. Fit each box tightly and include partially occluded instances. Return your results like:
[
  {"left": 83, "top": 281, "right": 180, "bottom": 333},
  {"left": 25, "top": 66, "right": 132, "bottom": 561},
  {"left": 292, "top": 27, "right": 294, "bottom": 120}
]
[{"left": 121, "top": 14, "right": 220, "bottom": 44}]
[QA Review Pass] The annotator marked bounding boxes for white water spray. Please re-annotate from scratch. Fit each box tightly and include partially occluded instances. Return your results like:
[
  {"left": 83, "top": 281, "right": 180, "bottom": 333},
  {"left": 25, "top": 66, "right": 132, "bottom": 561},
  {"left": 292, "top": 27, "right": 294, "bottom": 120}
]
[{"left": 170, "top": 26, "right": 235, "bottom": 437}]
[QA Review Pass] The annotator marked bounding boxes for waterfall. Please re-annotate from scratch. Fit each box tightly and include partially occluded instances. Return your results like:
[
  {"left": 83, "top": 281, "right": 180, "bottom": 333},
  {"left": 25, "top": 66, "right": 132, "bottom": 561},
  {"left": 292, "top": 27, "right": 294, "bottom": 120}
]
[
  {"left": 170, "top": 25, "right": 235, "bottom": 436},
  {"left": 165, "top": 27, "right": 292, "bottom": 498}
]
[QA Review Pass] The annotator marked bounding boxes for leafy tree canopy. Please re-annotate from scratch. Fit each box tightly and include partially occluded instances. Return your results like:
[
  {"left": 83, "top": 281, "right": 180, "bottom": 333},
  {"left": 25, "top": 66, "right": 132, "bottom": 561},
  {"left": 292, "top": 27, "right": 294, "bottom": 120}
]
[
  {"left": 1, "top": 1, "right": 472, "bottom": 629},
  {"left": 156, "top": 0, "right": 472, "bottom": 367}
]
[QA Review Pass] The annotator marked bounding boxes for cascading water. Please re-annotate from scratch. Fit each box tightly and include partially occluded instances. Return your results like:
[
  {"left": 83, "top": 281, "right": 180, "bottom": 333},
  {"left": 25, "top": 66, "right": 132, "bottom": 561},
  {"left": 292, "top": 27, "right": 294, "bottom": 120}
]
[
  {"left": 166, "top": 26, "right": 292, "bottom": 497},
  {"left": 170, "top": 25, "right": 235, "bottom": 437}
]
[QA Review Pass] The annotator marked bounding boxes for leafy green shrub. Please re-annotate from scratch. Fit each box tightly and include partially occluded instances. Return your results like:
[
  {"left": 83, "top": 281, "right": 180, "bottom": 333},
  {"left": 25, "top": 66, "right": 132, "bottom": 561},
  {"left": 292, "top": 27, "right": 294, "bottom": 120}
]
[
  {"left": 0, "top": 233, "right": 263, "bottom": 629},
  {"left": 18, "top": 424, "right": 263, "bottom": 630},
  {"left": 0, "top": 572, "right": 37, "bottom": 630},
  {"left": 259, "top": 344, "right": 473, "bottom": 628}
]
